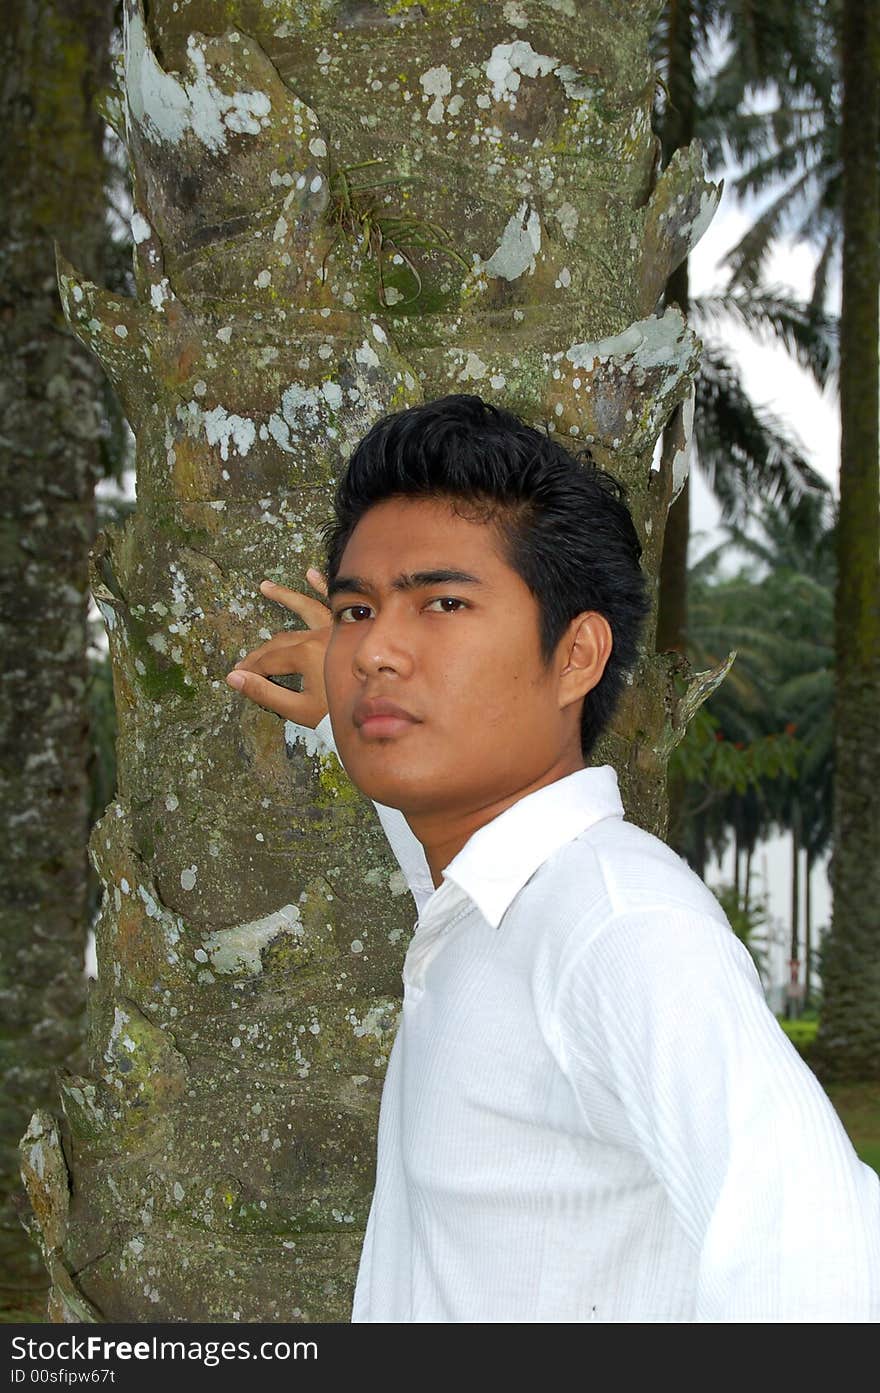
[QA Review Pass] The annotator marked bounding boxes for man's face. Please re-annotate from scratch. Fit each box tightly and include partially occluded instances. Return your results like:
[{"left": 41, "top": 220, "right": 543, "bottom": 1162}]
[{"left": 323, "top": 495, "right": 581, "bottom": 817}]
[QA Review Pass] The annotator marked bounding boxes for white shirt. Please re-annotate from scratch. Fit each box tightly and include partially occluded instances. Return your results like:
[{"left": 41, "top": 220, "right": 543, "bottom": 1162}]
[{"left": 314, "top": 716, "right": 880, "bottom": 1322}]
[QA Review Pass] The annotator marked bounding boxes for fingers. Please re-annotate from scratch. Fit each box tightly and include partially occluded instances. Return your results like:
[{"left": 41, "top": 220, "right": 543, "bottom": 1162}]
[
  {"left": 305, "top": 566, "right": 328, "bottom": 597},
  {"left": 224, "top": 667, "right": 322, "bottom": 725},
  {"left": 224, "top": 570, "right": 332, "bottom": 728},
  {"left": 225, "top": 668, "right": 307, "bottom": 724},
  {"left": 233, "top": 627, "right": 320, "bottom": 675},
  {"left": 259, "top": 574, "right": 330, "bottom": 629}
]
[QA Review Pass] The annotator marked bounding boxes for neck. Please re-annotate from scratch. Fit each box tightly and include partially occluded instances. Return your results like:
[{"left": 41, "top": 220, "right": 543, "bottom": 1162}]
[{"left": 407, "top": 750, "right": 586, "bottom": 889}]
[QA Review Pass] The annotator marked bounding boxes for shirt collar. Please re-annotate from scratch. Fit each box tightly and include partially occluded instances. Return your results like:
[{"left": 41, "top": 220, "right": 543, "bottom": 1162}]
[{"left": 440, "top": 765, "right": 624, "bottom": 930}]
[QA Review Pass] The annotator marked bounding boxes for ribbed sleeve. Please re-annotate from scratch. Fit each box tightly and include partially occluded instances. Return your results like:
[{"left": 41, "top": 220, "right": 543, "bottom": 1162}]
[{"left": 554, "top": 909, "right": 880, "bottom": 1321}]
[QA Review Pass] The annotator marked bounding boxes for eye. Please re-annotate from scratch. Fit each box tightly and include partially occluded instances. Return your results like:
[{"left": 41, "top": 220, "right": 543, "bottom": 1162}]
[
  {"left": 425, "top": 597, "right": 469, "bottom": 614},
  {"left": 333, "top": 604, "right": 374, "bottom": 624}
]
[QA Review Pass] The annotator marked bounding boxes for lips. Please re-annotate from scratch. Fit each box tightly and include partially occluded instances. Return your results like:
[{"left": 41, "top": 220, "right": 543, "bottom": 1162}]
[{"left": 353, "top": 697, "right": 420, "bottom": 728}]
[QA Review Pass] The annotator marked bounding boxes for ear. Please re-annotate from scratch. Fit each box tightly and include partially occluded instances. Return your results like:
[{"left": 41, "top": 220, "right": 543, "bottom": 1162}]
[{"left": 557, "top": 611, "right": 613, "bottom": 711}]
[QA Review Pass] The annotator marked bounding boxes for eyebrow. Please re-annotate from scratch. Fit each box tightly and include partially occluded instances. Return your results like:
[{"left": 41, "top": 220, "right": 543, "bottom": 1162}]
[{"left": 327, "top": 568, "right": 484, "bottom": 600}]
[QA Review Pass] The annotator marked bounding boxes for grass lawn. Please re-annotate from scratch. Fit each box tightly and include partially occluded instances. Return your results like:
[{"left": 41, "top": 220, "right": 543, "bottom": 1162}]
[{"left": 825, "top": 1082, "right": 880, "bottom": 1175}]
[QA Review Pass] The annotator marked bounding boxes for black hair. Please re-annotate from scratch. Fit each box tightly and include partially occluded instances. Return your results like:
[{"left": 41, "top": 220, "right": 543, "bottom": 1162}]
[{"left": 321, "top": 393, "right": 651, "bottom": 759}]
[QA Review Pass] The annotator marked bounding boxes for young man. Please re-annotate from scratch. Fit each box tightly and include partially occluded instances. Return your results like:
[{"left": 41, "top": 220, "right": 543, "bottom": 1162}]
[{"left": 226, "top": 394, "right": 880, "bottom": 1322}]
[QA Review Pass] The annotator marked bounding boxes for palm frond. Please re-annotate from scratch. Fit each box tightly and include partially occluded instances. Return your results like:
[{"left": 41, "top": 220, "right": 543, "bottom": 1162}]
[
  {"left": 693, "top": 346, "right": 829, "bottom": 522},
  {"left": 723, "top": 171, "right": 822, "bottom": 288},
  {"left": 693, "top": 285, "right": 837, "bottom": 387}
]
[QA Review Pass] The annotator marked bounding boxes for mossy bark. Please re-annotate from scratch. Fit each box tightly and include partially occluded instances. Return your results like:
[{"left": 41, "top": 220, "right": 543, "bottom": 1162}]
[
  {"left": 21, "top": 0, "right": 720, "bottom": 1320},
  {"left": 0, "top": 0, "right": 113, "bottom": 1317},
  {"left": 814, "top": 0, "right": 880, "bottom": 1082}
]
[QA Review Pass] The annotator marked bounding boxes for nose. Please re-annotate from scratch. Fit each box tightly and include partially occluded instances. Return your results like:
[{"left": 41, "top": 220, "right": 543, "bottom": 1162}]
[{"left": 351, "top": 602, "right": 415, "bottom": 681}]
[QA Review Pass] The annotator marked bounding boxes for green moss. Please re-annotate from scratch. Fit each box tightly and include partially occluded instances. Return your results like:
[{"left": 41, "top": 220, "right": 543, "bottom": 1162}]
[
  {"left": 128, "top": 503, "right": 217, "bottom": 556},
  {"left": 379, "top": 275, "right": 461, "bottom": 319},
  {"left": 386, "top": 0, "right": 475, "bottom": 15},
  {"left": 57, "top": 1078, "right": 119, "bottom": 1153},
  {"left": 388, "top": 378, "right": 415, "bottom": 410},
  {"left": 124, "top": 610, "right": 196, "bottom": 702},
  {"left": 25, "top": 10, "right": 109, "bottom": 235},
  {"left": 315, "top": 752, "right": 361, "bottom": 809}
]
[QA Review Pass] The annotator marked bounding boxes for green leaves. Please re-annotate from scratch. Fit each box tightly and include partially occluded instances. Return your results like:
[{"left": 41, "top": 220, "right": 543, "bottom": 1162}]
[
  {"left": 674, "top": 493, "right": 836, "bottom": 867},
  {"left": 671, "top": 703, "right": 800, "bottom": 796}
]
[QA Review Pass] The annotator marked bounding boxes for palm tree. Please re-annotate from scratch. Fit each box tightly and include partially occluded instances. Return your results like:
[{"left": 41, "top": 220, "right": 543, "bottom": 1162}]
[
  {"left": 653, "top": 0, "right": 835, "bottom": 661},
  {"left": 703, "top": 2, "right": 839, "bottom": 307},
  {"left": 813, "top": 0, "right": 880, "bottom": 1081},
  {"left": 651, "top": 2, "right": 835, "bottom": 865},
  {"left": 678, "top": 492, "right": 836, "bottom": 1011},
  {"left": 710, "top": 0, "right": 879, "bottom": 1076},
  {"left": 745, "top": 500, "right": 836, "bottom": 1010}
]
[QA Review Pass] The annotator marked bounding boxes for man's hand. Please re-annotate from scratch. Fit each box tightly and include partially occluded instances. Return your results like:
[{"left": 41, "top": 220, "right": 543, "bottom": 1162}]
[{"left": 225, "top": 567, "right": 332, "bottom": 729}]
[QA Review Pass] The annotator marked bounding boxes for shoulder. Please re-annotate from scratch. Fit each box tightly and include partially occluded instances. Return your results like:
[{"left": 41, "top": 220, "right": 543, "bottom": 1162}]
[
  {"left": 520, "top": 814, "right": 744, "bottom": 999},
  {"left": 583, "top": 814, "right": 729, "bottom": 924},
  {"left": 525, "top": 811, "right": 730, "bottom": 935}
]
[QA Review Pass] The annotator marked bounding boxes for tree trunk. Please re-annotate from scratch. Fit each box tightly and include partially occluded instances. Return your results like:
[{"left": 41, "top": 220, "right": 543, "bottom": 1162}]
[
  {"left": 655, "top": 0, "right": 693, "bottom": 658},
  {"left": 0, "top": 0, "right": 113, "bottom": 1318},
  {"left": 654, "top": 0, "right": 694, "bottom": 855},
  {"left": 805, "top": 848, "right": 813, "bottom": 1010},
  {"left": 787, "top": 801, "right": 801, "bottom": 1019},
  {"left": 21, "top": 0, "right": 719, "bottom": 1321},
  {"left": 733, "top": 811, "right": 741, "bottom": 900},
  {"left": 815, "top": 0, "right": 880, "bottom": 1080}
]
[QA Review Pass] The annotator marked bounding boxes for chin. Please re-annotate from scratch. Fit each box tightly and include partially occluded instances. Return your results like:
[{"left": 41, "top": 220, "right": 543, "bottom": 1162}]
[
  {"left": 337, "top": 723, "right": 461, "bottom": 810},
  {"left": 337, "top": 750, "right": 419, "bottom": 810}
]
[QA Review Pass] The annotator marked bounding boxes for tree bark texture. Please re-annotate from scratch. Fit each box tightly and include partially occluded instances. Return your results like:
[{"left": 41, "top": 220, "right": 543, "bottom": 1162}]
[
  {"left": 1, "top": 0, "right": 113, "bottom": 1314},
  {"left": 21, "top": 0, "right": 721, "bottom": 1320},
  {"left": 814, "top": 0, "right": 880, "bottom": 1080}
]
